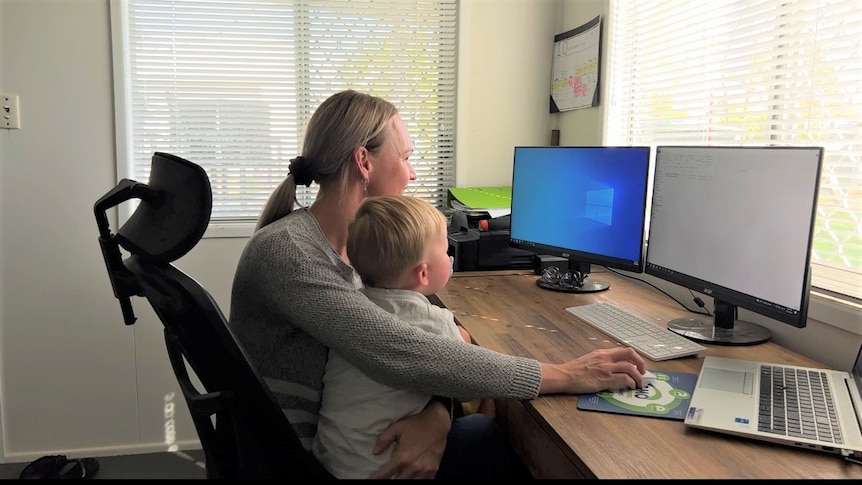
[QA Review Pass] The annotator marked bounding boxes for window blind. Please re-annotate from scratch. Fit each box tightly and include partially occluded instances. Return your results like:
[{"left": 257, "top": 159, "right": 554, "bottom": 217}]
[
  {"left": 112, "top": 0, "right": 457, "bottom": 228},
  {"left": 605, "top": 0, "right": 862, "bottom": 301}
]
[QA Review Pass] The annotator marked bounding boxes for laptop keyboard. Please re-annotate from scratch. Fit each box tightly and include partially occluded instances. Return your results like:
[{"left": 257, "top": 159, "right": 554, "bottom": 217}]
[{"left": 758, "top": 364, "right": 843, "bottom": 444}]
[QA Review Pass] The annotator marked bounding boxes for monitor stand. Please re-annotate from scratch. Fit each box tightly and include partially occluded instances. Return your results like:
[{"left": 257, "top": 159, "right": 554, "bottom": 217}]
[
  {"left": 535, "top": 260, "right": 609, "bottom": 293},
  {"left": 536, "top": 278, "right": 609, "bottom": 293},
  {"left": 666, "top": 300, "right": 771, "bottom": 346}
]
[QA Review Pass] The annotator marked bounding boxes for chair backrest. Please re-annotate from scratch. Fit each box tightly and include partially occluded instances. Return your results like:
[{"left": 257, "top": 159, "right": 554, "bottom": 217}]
[{"left": 94, "top": 152, "right": 332, "bottom": 479}]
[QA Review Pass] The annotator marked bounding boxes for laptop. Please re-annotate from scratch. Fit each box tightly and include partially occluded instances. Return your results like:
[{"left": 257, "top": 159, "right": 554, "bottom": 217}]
[{"left": 684, "top": 343, "right": 862, "bottom": 461}]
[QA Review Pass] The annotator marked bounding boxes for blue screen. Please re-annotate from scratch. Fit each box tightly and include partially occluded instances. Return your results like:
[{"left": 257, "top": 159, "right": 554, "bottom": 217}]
[{"left": 509, "top": 146, "right": 650, "bottom": 271}]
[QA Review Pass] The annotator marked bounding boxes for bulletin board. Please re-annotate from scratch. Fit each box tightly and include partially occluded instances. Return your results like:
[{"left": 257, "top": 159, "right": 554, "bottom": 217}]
[{"left": 550, "top": 15, "right": 602, "bottom": 113}]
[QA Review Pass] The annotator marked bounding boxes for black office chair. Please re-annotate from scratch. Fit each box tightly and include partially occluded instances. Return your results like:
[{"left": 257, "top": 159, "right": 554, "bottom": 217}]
[{"left": 94, "top": 152, "right": 333, "bottom": 479}]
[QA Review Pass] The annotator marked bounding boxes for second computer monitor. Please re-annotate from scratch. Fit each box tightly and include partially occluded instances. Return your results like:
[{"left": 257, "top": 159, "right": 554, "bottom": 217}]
[
  {"left": 645, "top": 145, "right": 823, "bottom": 345},
  {"left": 509, "top": 146, "right": 651, "bottom": 293}
]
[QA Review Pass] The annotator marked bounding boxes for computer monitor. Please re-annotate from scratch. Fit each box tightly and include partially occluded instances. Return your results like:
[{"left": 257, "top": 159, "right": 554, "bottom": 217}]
[
  {"left": 509, "top": 146, "right": 651, "bottom": 293},
  {"left": 646, "top": 145, "right": 823, "bottom": 345}
]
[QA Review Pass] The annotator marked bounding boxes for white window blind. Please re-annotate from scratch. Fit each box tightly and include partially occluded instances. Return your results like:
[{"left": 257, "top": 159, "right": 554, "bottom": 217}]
[
  {"left": 605, "top": 0, "right": 862, "bottom": 301},
  {"left": 111, "top": 0, "right": 457, "bottom": 231}
]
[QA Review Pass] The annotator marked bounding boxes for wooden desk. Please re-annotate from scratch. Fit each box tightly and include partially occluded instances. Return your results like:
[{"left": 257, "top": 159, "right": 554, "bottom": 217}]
[{"left": 431, "top": 270, "right": 862, "bottom": 479}]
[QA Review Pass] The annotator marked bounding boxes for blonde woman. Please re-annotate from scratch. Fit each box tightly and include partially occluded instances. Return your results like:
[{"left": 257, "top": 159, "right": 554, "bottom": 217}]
[{"left": 229, "top": 90, "right": 647, "bottom": 479}]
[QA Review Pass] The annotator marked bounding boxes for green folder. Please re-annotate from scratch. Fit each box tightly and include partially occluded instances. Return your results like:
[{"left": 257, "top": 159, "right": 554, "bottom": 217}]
[{"left": 446, "top": 186, "right": 512, "bottom": 210}]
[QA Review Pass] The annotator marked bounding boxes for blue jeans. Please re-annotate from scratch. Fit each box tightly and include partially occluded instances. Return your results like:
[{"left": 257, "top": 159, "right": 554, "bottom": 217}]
[{"left": 435, "top": 413, "right": 532, "bottom": 479}]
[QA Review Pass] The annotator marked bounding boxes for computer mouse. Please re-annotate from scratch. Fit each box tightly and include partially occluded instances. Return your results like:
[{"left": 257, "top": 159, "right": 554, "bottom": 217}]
[
  {"left": 605, "top": 370, "right": 657, "bottom": 391},
  {"left": 642, "top": 370, "right": 657, "bottom": 387}
]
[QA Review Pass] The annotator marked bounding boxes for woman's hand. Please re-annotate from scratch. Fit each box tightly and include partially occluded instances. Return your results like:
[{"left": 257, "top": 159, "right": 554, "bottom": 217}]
[
  {"left": 369, "top": 400, "right": 451, "bottom": 479},
  {"left": 540, "top": 347, "right": 647, "bottom": 394}
]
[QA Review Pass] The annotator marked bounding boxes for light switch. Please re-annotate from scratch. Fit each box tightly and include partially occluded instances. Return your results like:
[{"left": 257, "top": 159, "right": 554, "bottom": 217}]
[{"left": 2, "top": 93, "right": 21, "bottom": 129}]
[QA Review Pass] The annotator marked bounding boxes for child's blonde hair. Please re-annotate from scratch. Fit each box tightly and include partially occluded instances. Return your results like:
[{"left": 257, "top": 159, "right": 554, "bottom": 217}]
[{"left": 348, "top": 196, "right": 448, "bottom": 288}]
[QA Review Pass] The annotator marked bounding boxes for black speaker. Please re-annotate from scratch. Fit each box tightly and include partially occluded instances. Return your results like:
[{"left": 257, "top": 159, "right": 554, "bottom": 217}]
[
  {"left": 532, "top": 255, "right": 569, "bottom": 275},
  {"left": 448, "top": 229, "right": 480, "bottom": 272}
]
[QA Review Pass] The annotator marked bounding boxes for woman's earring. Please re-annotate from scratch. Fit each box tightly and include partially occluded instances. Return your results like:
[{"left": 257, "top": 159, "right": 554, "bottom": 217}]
[{"left": 362, "top": 178, "right": 369, "bottom": 194}]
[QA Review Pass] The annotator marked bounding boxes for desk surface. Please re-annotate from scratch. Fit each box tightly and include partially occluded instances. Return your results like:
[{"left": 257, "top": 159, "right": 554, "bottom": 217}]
[{"left": 432, "top": 269, "right": 862, "bottom": 479}]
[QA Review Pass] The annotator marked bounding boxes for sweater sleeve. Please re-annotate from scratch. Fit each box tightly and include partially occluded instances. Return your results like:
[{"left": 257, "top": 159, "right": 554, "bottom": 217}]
[{"left": 237, "top": 222, "right": 542, "bottom": 401}]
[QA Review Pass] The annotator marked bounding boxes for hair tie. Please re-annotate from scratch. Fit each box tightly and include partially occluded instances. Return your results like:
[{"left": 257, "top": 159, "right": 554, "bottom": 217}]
[{"left": 289, "top": 156, "right": 313, "bottom": 187}]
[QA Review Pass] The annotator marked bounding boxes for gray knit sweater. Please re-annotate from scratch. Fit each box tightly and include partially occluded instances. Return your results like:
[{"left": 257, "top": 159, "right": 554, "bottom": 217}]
[{"left": 229, "top": 208, "right": 542, "bottom": 449}]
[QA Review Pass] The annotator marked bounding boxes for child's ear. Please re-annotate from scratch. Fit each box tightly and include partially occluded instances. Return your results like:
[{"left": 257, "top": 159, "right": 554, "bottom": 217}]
[{"left": 412, "top": 262, "right": 430, "bottom": 287}]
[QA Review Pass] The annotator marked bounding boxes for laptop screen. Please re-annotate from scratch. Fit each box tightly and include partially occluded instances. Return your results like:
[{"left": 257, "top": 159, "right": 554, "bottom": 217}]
[{"left": 854, "top": 344, "right": 862, "bottom": 392}]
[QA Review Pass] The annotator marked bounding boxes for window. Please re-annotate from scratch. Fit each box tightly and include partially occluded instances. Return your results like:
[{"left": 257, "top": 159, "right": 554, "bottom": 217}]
[
  {"left": 605, "top": 0, "right": 862, "bottom": 302},
  {"left": 111, "top": 0, "right": 457, "bottom": 236}
]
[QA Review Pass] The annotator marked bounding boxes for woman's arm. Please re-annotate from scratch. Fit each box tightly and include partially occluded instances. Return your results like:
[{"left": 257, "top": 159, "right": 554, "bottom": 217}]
[
  {"left": 228, "top": 223, "right": 542, "bottom": 400},
  {"left": 540, "top": 347, "right": 647, "bottom": 393},
  {"left": 275, "top": 260, "right": 648, "bottom": 397},
  {"left": 276, "top": 250, "right": 542, "bottom": 400},
  {"left": 235, "top": 223, "right": 645, "bottom": 399}
]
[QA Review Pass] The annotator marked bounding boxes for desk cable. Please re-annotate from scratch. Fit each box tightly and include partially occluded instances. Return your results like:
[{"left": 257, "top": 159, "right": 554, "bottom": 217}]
[
  {"left": 603, "top": 266, "right": 712, "bottom": 317},
  {"left": 841, "top": 449, "right": 862, "bottom": 466}
]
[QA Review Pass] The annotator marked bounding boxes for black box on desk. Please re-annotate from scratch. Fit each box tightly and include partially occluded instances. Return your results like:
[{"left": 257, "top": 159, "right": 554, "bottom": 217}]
[
  {"left": 531, "top": 255, "right": 569, "bottom": 275},
  {"left": 448, "top": 227, "right": 480, "bottom": 271},
  {"left": 447, "top": 211, "right": 534, "bottom": 271}
]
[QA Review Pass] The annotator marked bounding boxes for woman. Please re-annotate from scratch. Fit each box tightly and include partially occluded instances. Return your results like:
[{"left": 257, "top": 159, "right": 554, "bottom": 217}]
[{"left": 229, "top": 90, "right": 647, "bottom": 479}]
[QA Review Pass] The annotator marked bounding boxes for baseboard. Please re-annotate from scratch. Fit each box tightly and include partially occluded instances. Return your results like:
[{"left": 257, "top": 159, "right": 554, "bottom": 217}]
[{"left": 0, "top": 439, "right": 202, "bottom": 465}]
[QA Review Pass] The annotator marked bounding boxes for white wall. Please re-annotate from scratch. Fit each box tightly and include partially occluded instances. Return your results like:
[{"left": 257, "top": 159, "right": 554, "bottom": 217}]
[
  {"left": 555, "top": 0, "right": 608, "bottom": 146},
  {"left": 1, "top": 0, "right": 147, "bottom": 462},
  {"left": 0, "top": 0, "right": 859, "bottom": 463},
  {"left": 456, "top": 0, "right": 560, "bottom": 186}
]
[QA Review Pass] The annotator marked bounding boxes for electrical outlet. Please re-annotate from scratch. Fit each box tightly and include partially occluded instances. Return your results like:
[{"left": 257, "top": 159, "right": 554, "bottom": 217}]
[{"left": 2, "top": 93, "right": 21, "bottom": 129}]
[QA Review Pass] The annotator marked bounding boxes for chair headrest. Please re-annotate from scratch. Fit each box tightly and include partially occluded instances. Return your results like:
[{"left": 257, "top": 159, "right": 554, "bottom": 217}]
[{"left": 117, "top": 152, "right": 212, "bottom": 263}]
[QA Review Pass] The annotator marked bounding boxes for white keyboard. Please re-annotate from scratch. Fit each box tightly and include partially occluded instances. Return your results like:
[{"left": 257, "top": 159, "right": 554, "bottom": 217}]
[{"left": 566, "top": 302, "right": 707, "bottom": 361}]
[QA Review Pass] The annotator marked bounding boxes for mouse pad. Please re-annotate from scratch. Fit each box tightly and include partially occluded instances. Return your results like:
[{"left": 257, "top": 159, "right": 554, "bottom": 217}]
[{"left": 577, "top": 370, "right": 697, "bottom": 420}]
